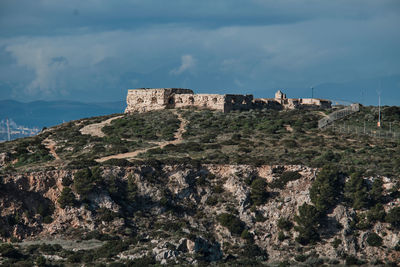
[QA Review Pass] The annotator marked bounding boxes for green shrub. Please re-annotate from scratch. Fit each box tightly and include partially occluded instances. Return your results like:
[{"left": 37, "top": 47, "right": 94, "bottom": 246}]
[
  {"left": 367, "top": 204, "right": 386, "bottom": 223},
  {"left": 344, "top": 172, "right": 368, "bottom": 210},
  {"left": 312, "top": 150, "right": 341, "bottom": 167},
  {"left": 370, "top": 177, "right": 384, "bottom": 205},
  {"left": 36, "top": 255, "right": 46, "bottom": 267},
  {"left": 126, "top": 175, "right": 138, "bottom": 203},
  {"left": 345, "top": 255, "right": 365, "bottom": 265},
  {"left": 281, "top": 139, "right": 297, "bottom": 148},
  {"left": 39, "top": 243, "right": 62, "bottom": 254},
  {"left": 62, "top": 176, "right": 73, "bottom": 186},
  {"left": 217, "top": 213, "right": 245, "bottom": 235},
  {"left": 255, "top": 212, "right": 267, "bottom": 222},
  {"left": 294, "top": 203, "right": 320, "bottom": 245},
  {"left": 241, "top": 229, "right": 253, "bottom": 241},
  {"left": 310, "top": 165, "right": 342, "bottom": 213},
  {"left": 295, "top": 254, "right": 308, "bottom": 262},
  {"left": 102, "top": 158, "right": 133, "bottom": 167},
  {"left": 277, "top": 218, "right": 293, "bottom": 231},
  {"left": 67, "top": 250, "right": 86, "bottom": 263},
  {"left": 239, "top": 243, "right": 268, "bottom": 260},
  {"left": 250, "top": 178, "right": 269, "bottom": 205},
  {"left": 58, "top": 187, "right": 77, "bottom": 208},
  {"left": 42, "top": 215, "right": 53, "bottom": 224},
  {"left": 213, "top": 184, "right": 224, "bottom": 194},
  {"left": 366, "top": 232, "right": 382, "bottom": 247},
  {"left": 35, "top": 201, "right": 54, "bottom": 223},
  {"left": 331, "top": 238, "right": 341, "bottom": 248},
  {"left": 96, "top": 208, "right": 118, "bottom": 222},
  {"left": 205, "top": 196, "right": 219, "bottom": 206},
  {"left": 126, "top": 255, "right": 156, "bottom": 266},
  {"left": 394, "top": 240, "right": 400, "bottom": 251},
  {"left": 73, "top": 167, "right": 102, "bottom": 199},
  {"left": 278, "top": 231, "right": 286, "bottom": 241},
  {"left": 385, "top": 207, "right": 400, "bottom": 228},
  {"left": 0, "top": 243, "right": 23, "bottom": 259},
  {"left": 269, "top": 171, "right": 302, "bottom": 189}
]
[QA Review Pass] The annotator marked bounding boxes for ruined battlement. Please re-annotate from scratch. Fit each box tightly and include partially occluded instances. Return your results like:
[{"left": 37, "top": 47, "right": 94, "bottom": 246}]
[{"left": 125, "top": 88, "right": 331, "bottom": 113}]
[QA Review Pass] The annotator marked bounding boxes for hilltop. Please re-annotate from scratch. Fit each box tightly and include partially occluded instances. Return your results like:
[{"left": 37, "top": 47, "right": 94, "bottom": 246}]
[{"left": 0, "top": 107, "right": 399, "bottom": 266}]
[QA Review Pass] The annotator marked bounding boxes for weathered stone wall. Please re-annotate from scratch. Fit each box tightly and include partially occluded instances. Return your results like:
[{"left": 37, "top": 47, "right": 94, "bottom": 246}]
[
  {"left": 125, "top": 88, "right": 332, "bottom": 113},
  {"left": 224, "top": 94, "right": 254, "bottom": 112},
  {"left": 125, "top": 88, "right": 194, "bottom": 113},
  {"left": 254, "top": 99, "right": 284, "bottom": 110},
  {"left": 300, "top": 98, "right": 331, "bottom": 109},
  {"left": 174, "top": 94, "right": 225, "bottom": 111}
]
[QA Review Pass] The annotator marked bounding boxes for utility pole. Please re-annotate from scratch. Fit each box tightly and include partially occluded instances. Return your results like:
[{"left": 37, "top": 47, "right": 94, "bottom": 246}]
[
  {"left": 311, "top": 87, "right": 314, "bottom": 99},
  {"left": 6, "top": 118, "right": 11, "bottom": 141}
]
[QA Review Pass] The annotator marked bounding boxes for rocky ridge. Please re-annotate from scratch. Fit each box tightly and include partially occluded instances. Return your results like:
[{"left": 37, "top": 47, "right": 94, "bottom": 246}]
[{"left": 0, "top": 163, "right": 399, "bottom": 265}]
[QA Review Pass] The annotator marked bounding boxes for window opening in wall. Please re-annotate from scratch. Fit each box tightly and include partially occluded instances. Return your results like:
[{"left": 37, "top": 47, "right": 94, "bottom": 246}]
[{"left": 151, "top": 97, "right": 157, "bottom": 104}]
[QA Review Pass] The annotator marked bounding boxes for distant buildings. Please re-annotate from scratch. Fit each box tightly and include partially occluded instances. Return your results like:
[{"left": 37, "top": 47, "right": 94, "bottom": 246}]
[{"left": 0, "top": 119, "right": 40, "bottom": 142}]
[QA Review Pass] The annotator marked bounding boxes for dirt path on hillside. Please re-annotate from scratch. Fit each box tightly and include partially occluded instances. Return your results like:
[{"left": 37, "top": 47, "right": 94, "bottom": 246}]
[
  {"left": 43, "top": 138, "right": 60, "bottom": 160},
  {"left": 96, "top": 111, "right": 188, "bottom": 162},
  {"left": 80, "top": 115, "right": 124, "bottom": 137}
]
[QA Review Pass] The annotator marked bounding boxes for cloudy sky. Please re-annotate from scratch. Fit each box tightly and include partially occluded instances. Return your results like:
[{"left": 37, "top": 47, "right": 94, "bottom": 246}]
[{"left": 0, "top": 0, "right": 399, "bottom": 104}]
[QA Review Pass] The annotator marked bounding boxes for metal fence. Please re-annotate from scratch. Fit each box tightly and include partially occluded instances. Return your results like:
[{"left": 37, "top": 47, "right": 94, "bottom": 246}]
[
  {"left": 318, "top": 103, "right": 360, "bottom": 129},
  {"left": 325, "top": 123, "right": 400, "bottom": 140}
]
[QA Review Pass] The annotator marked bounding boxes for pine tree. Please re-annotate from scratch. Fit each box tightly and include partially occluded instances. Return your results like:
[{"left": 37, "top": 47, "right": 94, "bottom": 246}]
[
  {"left": 294, "top": 203, "right": 320, "bottom": 245},
  {"left": 370, "top": 177, "right": 384, "bottom": 205},
  {"left": 126, "top": 174, "right": 138, "bottom": 203},
  {"left": 58, "top": 187, "right": 76, "bottom": 208},
  {"left": 310, "top": 165, "right": 342, "bottom": 213},
  {"left": 344, "top": 172, "right": 368, "bottom": 209},
  {"left": 250, "top": 178, "right": 269, "bottom": 205}
]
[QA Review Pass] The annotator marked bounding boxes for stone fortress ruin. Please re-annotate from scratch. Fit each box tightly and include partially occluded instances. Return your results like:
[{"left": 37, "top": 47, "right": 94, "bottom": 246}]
[{"left": 125, "top": 88, "right": 331, "bottom": 113}]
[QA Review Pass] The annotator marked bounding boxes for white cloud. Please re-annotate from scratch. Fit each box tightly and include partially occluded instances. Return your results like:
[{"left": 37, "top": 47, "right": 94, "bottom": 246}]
[{"left": 170, "top": 55, "right": 196, "bottom": 75}]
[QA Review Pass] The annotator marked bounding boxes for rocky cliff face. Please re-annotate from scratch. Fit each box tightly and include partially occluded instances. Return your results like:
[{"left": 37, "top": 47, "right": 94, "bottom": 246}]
[{"left": 0, "top": 164, "right": 399, "bottom": 265}]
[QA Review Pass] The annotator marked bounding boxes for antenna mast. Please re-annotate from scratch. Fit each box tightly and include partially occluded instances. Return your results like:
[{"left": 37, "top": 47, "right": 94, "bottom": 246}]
[
  {"left": 378, "top": 92, "right": 381, "bottom": 128},
  {"left": 377, "top": 81, "right": 382, "bottom": 128}
]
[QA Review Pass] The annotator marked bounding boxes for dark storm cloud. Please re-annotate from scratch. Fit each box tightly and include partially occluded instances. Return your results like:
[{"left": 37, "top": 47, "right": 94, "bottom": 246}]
[
  {"left": 0, "top": 0, "right": 399, "bottom": 104},
  {"left": 2, "top": 0, "right": 398, "bottom": 36}
]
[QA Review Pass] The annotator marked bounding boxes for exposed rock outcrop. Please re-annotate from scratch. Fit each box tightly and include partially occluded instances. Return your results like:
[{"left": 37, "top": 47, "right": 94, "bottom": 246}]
[{"left": 0, "top": 164, "right": 398, "bottom": 265}]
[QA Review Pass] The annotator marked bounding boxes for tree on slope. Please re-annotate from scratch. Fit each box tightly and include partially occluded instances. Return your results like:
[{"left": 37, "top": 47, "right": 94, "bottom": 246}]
[
  {"left": 294, "top": 203, "right": 321, "bottom": 245},
  {"left": 310, "top": 165, "right": 342, "bottom": 213},
  {"left": 344, "top": 172, "right": 369, "bottom": 210}
]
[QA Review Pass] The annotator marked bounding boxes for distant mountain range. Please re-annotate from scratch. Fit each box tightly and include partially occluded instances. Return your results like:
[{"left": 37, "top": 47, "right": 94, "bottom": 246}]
[{"left": 0, "top": 100, "right": 125, "bottom": 129}]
